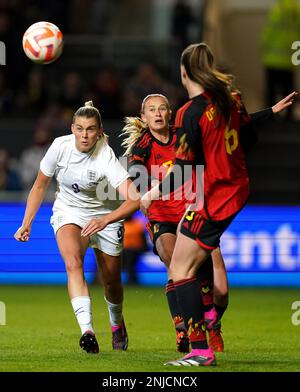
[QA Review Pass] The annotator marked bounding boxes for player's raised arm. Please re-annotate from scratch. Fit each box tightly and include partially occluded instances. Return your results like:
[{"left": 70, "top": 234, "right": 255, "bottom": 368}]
[
  {"left": 272, "top": 91, "right": 297, "bottom": 114},
  {"left": 14, "top": 170, "right": 52, "bottom": 242},
  {"left": 249, "top": 91, "right": 298, "bottom": 123}
]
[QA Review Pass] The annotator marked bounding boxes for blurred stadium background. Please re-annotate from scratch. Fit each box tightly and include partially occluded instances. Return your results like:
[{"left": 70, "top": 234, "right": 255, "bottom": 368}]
[
  {"left": 1, "top": 0, "right": 300, "bottom": 374},
  {"left": 1, "top": 0, "right": 300, "bottom": 287},
  {"left": 0, "top": 0, "right": 300, "bottom": 286}
]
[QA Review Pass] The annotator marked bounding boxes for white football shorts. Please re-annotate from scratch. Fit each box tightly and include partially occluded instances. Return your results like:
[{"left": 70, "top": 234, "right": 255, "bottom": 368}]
[{"left": 50, "top": 207, "right": 124, "bottom": 256}]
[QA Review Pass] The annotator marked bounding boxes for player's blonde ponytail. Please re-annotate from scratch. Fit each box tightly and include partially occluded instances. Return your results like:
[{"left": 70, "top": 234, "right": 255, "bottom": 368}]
[{"left": 121, "top": 117, "right": 147, "bottom": 156}]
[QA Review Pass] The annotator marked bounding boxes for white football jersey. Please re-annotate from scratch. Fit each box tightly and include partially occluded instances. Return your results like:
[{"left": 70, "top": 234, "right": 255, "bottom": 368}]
[{"left": 40, "top": 134, "right": 129, "bottom": 214}]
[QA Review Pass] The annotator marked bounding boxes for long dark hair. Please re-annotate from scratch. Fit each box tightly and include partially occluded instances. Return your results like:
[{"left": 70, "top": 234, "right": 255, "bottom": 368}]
[{"left": 181, "top": 43, "right": 238, "bottom": 127}]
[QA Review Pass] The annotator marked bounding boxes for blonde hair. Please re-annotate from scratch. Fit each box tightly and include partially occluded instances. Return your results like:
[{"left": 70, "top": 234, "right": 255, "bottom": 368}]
[
  {"left": 73, "top": 100, "right": 103, "bottom": 129},
  {"left": 121, "top": 117, "right": 147, "bottom": 156},
  {"left": 141, "top": 93, "right": 169, "bottom": 113},
  {"left": 121, "top": 94, "right": 170, "bottom": 156}
]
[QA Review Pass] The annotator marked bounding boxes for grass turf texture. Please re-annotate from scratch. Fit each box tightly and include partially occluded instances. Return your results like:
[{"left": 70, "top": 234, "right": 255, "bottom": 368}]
[{"left": 0, "top": 286, "right": 299, "bottom": 372}]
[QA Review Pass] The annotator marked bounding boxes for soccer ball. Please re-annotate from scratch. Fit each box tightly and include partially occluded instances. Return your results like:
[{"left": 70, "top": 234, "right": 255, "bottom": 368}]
[{"left": 22, "top": 21, "right": 63, "bottom": 64}]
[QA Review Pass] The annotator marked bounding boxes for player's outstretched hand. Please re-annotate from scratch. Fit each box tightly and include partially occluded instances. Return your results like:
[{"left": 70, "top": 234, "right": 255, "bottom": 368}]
[
  {"left": 272, "top": 91, "right": 298, "bottom": 114},
  {"left": 14, "top": 226, "right": 31, "bottom": 242},
  {"left": 81, "top": 217, "right": 108, "bottom": 237}
]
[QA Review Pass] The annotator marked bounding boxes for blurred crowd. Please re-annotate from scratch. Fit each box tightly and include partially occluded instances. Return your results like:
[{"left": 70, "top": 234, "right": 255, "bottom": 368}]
[
  {"left": 0, "top": 62, "right": 187, "bottom": 192},
  {"left": 0, "top": 63, "right": 186, "bottom": 119},
  {"left": 0, "top": 124, "right": 51, "bottom": 192},
  {"left": 3, "top": 0, "right": 298, "bottom": 197},
  {"left": 0, "top": 0, "right": 194, "bottom": 192},
  {"left": 0, "top": 0, "right": 193, "bottom": 119}
]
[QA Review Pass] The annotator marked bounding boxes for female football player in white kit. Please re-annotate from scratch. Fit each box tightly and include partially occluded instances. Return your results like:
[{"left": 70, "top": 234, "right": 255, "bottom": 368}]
[{"left": 14, "top": 101, "right": 140, "bottom": 354}]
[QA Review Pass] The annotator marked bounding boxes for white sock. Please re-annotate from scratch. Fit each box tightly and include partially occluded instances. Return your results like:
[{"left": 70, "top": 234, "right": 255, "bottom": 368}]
[
  {"left": 104, "top": 296, "right": 123, "bottom": 327},
  {"left": 71, "top": 296, "right": 94, "bottom": 335}
]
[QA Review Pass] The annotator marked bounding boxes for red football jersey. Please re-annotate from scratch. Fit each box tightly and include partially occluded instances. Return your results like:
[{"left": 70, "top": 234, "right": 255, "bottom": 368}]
[
  {"left": 129, "top": 129, "right": 191, "bottom": 223},
  {"left": 174, "top": 92, "right": 250, "bottom": 221}
]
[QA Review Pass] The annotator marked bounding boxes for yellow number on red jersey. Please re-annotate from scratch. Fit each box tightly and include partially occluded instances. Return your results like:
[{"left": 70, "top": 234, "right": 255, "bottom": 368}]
[
  {"left": 162, "top": 160, "right": 174, "bottom": 175},
  {"left": 225, "top": 127, "right": 238, "bottom": 155},
  {"left": 185, "top": 211, "right": 195, "bottom": 221}
]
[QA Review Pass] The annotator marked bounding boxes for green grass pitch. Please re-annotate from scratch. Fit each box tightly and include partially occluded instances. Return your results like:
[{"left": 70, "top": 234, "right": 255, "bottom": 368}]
[{"left": 0, "top": 285, "right": 299, "bottom": 372}]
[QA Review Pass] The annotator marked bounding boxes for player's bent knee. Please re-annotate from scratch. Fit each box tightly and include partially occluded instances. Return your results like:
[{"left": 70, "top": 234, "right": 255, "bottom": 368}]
[
  {"left": 160, "top": 252, "right": 172, "bottom": 267},
  {"left": 214, "top": 284, "right": 229, "bottom": 297},
  {"left": 64, "top": 255, "right": 84, "bottom": 274},
  {"left": 214, "top": 292, "right": 229, "bottom": 306},
  {"left": 102, "top": 278, "right": 122, "bottom": 292},
  {"left": 169, "top": 263, "right": 189, "bottom": 281}
]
